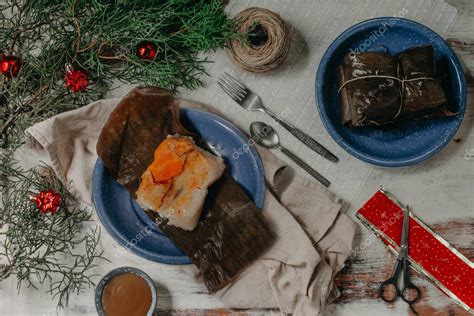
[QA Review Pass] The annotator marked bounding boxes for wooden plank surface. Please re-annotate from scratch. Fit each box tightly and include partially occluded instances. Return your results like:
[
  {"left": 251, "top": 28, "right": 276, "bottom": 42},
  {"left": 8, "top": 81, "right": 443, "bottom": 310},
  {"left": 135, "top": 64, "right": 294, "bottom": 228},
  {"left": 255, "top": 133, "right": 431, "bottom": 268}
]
[
  {"left": 334, "top": 219, "right": 474, "bottom": 316},
  {"left": 0, "top": 1, "right": 472, "bottom": 316}
]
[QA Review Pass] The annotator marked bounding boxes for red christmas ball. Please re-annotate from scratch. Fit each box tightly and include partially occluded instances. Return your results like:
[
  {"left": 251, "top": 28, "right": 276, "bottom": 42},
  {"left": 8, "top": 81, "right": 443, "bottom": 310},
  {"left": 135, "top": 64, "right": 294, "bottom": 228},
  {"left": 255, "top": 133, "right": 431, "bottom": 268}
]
[
  {"left": 32, "top": 189, "right": 62, "bottom": 214},
  {"left": 0, "top": 56, "right": 21, "bottom": 78},
  {"left": 65, "top": 64, "right": 89, "bottom": 93},
  {"left": 136, "top": 41, "right": 159, "bottom": 60}
]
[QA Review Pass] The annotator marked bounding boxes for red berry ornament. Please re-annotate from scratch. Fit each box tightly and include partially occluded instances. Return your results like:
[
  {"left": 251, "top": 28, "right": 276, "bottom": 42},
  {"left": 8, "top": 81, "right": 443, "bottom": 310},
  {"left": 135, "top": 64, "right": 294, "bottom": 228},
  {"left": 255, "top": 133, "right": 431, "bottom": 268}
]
[
  {"left": 32, "top": 189, "right": 62, "bottom": 214},
  {"left": 136, "top": 41, "right": 159, "bottom": 60},
  {"left": 65, "top": 64, "right": 89, "bottom": 92},
  {"left": 1, "top": 56, "right": 21, "bottom": 78}
]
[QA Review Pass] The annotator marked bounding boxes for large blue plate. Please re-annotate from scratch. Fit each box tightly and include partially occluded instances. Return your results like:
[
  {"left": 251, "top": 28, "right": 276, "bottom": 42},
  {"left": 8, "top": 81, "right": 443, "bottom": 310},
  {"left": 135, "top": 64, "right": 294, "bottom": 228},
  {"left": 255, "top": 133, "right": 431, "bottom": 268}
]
[
  {"left": 92, "top": 108, "right": 265, "bottom": 264},
  {"left": 316, "top": 18, "right": 467, "bottom": 167}
]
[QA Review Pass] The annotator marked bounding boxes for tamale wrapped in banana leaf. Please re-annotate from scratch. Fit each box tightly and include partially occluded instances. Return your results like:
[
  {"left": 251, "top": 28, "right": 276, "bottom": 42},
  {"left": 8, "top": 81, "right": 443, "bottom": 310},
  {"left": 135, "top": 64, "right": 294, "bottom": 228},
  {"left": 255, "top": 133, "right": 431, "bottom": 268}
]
[
  {"left": 397, "top": 45, "right": 448, "bottom": 116},
  {"left": 156, "top": 173, "right": 274, "bottom": 292},
  {"left": 96, "top": 87, "right": 275, "bottom": 293},
  {"left": 97, "top": 88, "right": 188, "bottom": 195},
  {"left": 338, "top": 52, "right": 401, "bottom": 126},
  {"left": 338, "top": 45, "right": 450, "bottom": 127}
]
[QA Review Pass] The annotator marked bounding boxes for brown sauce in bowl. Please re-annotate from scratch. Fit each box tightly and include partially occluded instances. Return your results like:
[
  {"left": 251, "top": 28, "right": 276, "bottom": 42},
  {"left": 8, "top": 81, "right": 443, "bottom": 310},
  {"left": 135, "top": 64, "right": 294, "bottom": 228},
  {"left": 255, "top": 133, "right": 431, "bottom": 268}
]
[{"left": 102, "top": 273, "right": 152, "bottom": 316}]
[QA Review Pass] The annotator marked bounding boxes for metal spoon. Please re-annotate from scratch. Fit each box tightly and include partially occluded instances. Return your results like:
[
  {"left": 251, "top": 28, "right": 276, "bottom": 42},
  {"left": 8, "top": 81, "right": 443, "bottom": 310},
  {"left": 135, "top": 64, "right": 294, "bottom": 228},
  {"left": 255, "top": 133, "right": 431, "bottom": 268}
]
[{"left": 250, "top": 121, "right": 331, "bottom": 187}]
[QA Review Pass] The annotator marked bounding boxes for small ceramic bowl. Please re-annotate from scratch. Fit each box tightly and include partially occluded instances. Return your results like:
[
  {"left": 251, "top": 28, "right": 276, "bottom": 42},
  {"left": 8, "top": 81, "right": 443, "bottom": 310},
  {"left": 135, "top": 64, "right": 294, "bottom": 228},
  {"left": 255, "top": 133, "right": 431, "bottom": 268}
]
[{"left": 95, "top": 266, "right": 157, "bottom": 316}]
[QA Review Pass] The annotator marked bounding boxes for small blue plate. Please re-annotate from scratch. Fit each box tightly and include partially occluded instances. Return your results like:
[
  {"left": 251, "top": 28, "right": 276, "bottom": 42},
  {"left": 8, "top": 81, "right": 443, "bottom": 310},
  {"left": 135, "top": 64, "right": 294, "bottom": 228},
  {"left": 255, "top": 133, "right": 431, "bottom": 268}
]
[
  {"left": 92, "top": 108, "right": 265, "bottom": 264},
  {"left": 316, "top": 18, "right": 467, "bottom": 167}
]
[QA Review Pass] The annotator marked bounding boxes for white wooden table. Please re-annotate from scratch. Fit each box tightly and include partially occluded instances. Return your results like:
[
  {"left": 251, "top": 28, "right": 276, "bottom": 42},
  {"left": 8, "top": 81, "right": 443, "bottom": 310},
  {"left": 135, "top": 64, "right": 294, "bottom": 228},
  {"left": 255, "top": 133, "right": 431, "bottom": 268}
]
[{"left": 0, "top": 1, "right": 472, "bottom": 315}]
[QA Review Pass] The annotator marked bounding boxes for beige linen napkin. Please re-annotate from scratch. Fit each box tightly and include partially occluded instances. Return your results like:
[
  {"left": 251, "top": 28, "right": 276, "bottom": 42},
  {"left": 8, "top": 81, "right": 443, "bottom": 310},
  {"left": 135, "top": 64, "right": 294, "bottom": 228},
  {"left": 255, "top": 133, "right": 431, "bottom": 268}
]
[{"left": 25, "top": 96, "right": 356, "bottom": 315}]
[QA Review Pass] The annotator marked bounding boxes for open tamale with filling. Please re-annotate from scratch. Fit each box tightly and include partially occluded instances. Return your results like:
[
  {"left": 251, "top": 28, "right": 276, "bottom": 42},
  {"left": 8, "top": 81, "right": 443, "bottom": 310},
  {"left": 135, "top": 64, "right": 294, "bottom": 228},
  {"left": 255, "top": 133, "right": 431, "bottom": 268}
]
[
  {"left": 96, "top": 87, "right": 275, "bottom": 293},
  {"left": 338, "top": 45, "right": 452, "bottom": 127}
]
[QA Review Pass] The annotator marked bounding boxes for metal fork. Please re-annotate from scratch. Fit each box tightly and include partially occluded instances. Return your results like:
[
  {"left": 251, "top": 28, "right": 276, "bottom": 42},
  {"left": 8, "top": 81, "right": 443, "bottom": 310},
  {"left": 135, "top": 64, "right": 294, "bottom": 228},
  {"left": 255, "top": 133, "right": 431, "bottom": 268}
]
[{"left": 218, "top": 72, "right": 339, "bottom": 163}]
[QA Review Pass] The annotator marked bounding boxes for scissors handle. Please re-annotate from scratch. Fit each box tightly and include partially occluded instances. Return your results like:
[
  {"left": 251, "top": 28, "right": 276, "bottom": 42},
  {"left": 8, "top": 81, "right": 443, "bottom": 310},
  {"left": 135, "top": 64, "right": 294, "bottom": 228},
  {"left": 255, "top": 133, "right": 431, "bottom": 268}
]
[
  {"left": 379, "top": 259, "right": 403, "bottom": 303},
  {"left": 401, "top": 261, "right": 422, "bottom": 305}
]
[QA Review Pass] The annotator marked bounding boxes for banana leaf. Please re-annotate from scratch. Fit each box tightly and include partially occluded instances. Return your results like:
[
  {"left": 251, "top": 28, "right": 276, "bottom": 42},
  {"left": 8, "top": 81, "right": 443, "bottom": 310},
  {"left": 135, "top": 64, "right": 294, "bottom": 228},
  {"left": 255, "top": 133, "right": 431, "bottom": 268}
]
[
  {"left": 338, "top": 45, "right": 450, "bottom": 127},
  {"left": 96, "top": 87, "right": 274, "bottom": 293}
]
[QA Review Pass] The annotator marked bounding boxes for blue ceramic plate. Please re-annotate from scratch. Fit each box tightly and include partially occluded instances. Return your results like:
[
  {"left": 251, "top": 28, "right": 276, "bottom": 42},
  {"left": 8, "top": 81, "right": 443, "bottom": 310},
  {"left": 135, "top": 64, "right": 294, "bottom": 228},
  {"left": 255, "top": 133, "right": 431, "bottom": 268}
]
[
  {"left": 92, "top": 108, "right": 265, "bottom": 264},
  {"left": 316, "top": 18, "right": 467, "bottom": 167}
]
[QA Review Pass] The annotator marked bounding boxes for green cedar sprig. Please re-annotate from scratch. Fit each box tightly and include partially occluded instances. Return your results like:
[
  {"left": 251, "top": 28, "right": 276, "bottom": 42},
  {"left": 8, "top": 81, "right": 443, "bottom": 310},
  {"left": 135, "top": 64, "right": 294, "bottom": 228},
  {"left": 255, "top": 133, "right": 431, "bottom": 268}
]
[
  {"left": 0, "top": 0, "right": 236, "bottom": 149},
  {"left": 0, "top": 161, "right": 108, "bottom": 308},
  {"left": 0, "top": 0, "right": 236, "bottom": 306}
]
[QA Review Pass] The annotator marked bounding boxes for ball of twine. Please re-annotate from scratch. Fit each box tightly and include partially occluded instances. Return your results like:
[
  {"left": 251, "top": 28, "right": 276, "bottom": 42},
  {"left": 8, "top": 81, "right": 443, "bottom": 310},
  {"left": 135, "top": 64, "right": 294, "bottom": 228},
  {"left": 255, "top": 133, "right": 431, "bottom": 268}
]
[{"left": 227, "top": 7, "right": 290, "bottom": 74}]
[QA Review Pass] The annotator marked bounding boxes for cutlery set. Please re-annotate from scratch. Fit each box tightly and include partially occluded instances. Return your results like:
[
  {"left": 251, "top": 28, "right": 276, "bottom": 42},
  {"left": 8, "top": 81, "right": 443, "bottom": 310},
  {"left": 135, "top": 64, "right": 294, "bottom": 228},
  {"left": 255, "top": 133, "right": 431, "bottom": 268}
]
[{"left": 218, "top": 72, "right": 338, "bottom": 187}]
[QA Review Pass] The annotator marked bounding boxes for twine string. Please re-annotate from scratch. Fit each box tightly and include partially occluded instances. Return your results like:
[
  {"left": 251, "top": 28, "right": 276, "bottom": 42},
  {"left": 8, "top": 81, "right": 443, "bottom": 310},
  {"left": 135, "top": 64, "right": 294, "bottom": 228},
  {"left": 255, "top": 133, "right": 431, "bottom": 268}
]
[{"left": 226, "top": 7, "right": 290, "bottom": 74}]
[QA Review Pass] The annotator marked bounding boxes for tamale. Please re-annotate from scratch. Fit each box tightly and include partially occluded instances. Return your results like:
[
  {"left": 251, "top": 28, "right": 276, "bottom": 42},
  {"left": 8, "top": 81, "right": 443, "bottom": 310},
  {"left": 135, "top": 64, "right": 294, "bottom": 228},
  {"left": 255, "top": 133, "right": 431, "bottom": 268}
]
[
  {"left": 397, "top": 45, "right": 448, "bottom": 116},
  {"left": 338, "top": 45, "right": 450, "bottom": 127},
  {"left": 96, "top": 87, "right": 188, "bottom": 196},
  {"left": 96, "top": 87, "right": 275, "bottom": 293},
  {"left": 338, "top": 52, "right": 401, "bottom": 127},
  {"left": 156, "top": 173, "right": 274, "bottom": 292}
]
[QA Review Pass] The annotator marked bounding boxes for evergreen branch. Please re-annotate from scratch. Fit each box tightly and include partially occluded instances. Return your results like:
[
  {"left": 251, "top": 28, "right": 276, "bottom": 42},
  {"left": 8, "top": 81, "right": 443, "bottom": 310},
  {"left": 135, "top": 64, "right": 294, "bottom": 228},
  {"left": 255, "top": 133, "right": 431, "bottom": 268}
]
[
  {"left": 0, "top": 0, "right": 237, "bottom": 308},
  {"left": 1, "top": 0, "right": 236, "bottom": 148},
  {"left": 0, "top": 162, "right": 108, "bottom": 308}
]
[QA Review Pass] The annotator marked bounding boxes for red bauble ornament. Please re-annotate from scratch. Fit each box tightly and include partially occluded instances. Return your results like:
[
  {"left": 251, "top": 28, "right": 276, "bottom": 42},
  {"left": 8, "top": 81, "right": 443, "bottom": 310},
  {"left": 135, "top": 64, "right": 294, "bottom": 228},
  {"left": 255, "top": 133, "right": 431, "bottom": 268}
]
[
  {"left": 32, "top": 189, "right": 62, "bottom": 214},
  {"left": 1, "top": 56, "right": 21, "bottom": 78},
  {"left": 65, "top": 64, "right": 89, "bottom": 93},
  {"left": 136, "top": 41, "right": 159, "bottom": 60}
]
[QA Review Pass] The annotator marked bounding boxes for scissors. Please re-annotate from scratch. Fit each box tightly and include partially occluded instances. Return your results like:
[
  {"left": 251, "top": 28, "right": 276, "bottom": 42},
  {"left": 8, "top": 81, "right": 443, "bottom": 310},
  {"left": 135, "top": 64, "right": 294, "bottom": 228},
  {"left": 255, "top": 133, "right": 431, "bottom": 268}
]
[{"left": 379, "top": 207, "right": 421, "bottom": 314}]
